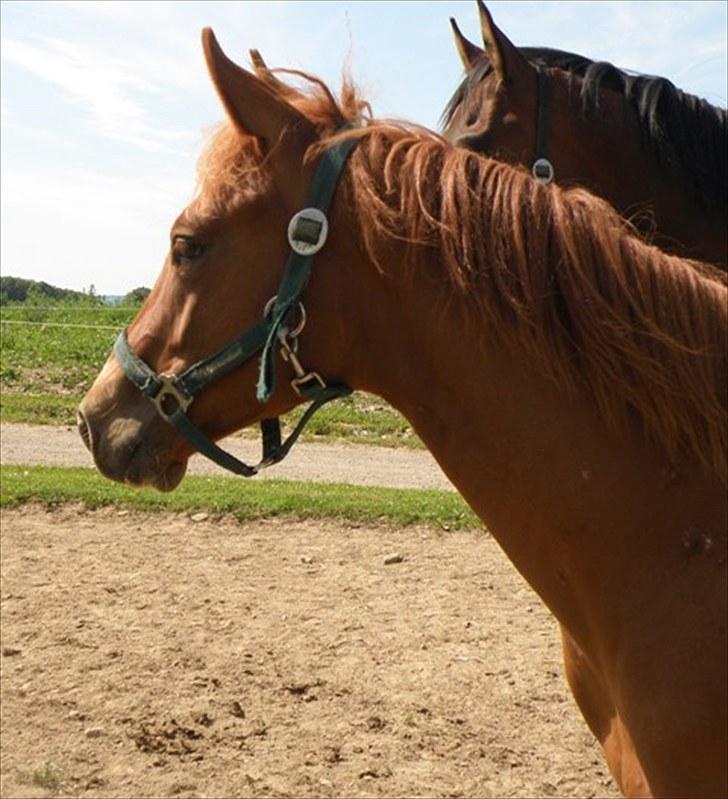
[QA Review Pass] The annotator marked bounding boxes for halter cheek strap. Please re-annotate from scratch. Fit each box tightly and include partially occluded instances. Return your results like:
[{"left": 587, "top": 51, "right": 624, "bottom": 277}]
[
  {"left": 113, "top": 133, "right": 358, "bottom": 477},
  {"left": 532, "top": 68, "right": 554, "bottom": 185}
]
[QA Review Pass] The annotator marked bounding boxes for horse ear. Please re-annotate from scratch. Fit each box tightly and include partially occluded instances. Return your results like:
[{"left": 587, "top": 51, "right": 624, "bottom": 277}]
[
  {"left": 202, "top": 28, "right": 313, "bottom": 152},
  {"left": 449, "top": 17, "right": 483, "bottom": 70},
  {"left": 477, "top": 1, "right": 530, "bottom": 83}
]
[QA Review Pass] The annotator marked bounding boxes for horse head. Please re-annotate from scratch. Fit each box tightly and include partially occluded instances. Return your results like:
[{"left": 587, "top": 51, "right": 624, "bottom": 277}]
[
  {"left": 444, "top": 2, "right": 544, "bottom": 171},
  {"left": 77, "top": 30, "right": 362, "bottom": 490}
]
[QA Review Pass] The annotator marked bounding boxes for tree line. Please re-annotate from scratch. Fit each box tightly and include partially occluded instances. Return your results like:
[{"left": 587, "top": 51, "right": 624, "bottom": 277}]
[{"left": 0, "top": 276, "right": 150, "bottom": 306}]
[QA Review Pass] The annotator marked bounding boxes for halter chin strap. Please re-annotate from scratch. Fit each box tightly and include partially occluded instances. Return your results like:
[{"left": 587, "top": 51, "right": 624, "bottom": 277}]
[
  {"left": 531, "top": 68, "right": 554, "bottom": 185},
  {"left": 113, "top": 133, "right": 358, "bottom": 477}
]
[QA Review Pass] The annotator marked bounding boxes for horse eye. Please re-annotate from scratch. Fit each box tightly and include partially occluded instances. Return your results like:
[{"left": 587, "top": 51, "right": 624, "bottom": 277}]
[{"left": 171, "top": 235, "right": 205, "bottom": 266}]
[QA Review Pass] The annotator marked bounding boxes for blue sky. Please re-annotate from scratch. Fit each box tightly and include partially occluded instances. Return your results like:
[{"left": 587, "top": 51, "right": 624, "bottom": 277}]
[{"left": 2, "top": 0, "right": 726, "bottom": 295}]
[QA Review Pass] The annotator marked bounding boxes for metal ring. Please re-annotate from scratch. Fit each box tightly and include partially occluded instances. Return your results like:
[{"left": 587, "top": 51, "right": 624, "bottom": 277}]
[
  {"left": 152, "top": 374, "right": 193, "bottom": 420},
  {"left": 263, "top": 296, "right": 307, "bottom": 339},
  {"left": 532, "top": 158, "right": 554, "bottom": 185}
]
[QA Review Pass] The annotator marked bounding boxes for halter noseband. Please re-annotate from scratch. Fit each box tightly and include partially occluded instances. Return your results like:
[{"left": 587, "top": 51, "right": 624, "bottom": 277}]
[
  {"left": 531, "top": 68, "right": 554, "bottom": 185},
  {"left": 113, "top": 133, "right": 358, "bottom": 477}
]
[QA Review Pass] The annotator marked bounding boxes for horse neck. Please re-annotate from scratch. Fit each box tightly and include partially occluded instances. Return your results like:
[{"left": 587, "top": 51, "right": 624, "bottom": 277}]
[
  {"left": 550, "top": 76, "right": 727, "bottom": 268},
  {"left": 322, "top": 226, "right": 725, "bottom": 661}
]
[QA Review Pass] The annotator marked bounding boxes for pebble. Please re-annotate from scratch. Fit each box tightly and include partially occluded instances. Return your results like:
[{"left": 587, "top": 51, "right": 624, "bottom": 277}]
[
  {"left": 383, "top": 553, "right": 404, "bottom": 565},
  {"left": 190, "top": 512, "right": 209, "bottom": 522},
  {"left": 84, "top": 726, "right": 106, "bottom": 738},
  {"left": 2, "top": 647, "right": 21, "bottom": 657}
]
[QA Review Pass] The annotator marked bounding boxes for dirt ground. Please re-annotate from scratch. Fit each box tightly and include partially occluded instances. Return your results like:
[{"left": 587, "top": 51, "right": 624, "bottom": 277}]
[{"left": 0, "top": 505, "right": 617, "bottom": 799}]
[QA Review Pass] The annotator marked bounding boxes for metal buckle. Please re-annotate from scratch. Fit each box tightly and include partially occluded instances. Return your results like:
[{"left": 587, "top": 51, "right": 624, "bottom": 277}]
[
  {"left": 532, "top": 158, "right": 554, "bottom": 185},
  {"left": 288, "top": 208, "right": 328, "bottom": 256},
  {"left": 291, "top": 372, "right": 326, "bottom": 397},
  {"left": 152, "top": 374, "right": 193, "bottom": 420}
]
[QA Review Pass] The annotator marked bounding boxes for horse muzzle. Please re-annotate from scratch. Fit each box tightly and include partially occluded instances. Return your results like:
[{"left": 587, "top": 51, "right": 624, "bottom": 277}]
[{"left": 77, "top": 357, "right": 189, "bottom": 491}]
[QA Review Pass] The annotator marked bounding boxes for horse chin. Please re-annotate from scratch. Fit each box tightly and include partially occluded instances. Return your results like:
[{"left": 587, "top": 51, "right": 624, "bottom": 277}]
[{"left": 124, "top": 456, "right": 188, "bottom": 492}]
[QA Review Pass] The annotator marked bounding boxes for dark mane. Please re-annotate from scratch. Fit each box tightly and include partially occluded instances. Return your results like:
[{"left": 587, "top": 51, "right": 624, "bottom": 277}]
[{"left": 442, "top": 47, "right": 728, "bottom": 214}]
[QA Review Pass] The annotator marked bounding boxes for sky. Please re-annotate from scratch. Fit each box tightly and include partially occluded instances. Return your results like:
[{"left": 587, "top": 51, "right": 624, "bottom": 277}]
[{"left": 2, "top": 0, "right": 726, "bottom": 296}]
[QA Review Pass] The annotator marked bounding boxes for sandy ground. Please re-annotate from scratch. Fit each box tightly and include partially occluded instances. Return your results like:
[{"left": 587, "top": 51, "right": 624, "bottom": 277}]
[{"left": 0, "top": 506, "right": 617, "bottom": 799}]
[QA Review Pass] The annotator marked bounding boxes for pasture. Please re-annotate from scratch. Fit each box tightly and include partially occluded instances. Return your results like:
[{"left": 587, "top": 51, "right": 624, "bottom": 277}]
[{"left": 0, "top": 302, "right": 415, "bottom": 446}]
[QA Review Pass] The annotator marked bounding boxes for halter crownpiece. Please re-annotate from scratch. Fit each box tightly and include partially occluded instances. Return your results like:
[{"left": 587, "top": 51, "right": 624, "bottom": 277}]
[{"left": 113, "top": 132, "right": 358, "bottom": 477}]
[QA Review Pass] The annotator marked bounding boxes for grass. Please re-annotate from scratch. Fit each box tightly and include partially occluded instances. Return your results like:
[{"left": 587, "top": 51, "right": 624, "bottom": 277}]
[
  {"left": 18, "top": 761, "right": 61, "bottom": 792},
  {"left": 0, "top": 465, "right": 481, "bottom": 530},
  {"left": 0, "top": 394, "right": 79, "bottom": 425},
  {"left": 0, "top": 303, "right": 419, "bottom": 447}
]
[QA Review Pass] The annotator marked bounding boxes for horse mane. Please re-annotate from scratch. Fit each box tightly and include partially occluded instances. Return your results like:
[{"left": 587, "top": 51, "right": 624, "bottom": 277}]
[
  {"left": 196, "top": 68, "right": 728, "bottom": 482},
  {"left": 441, "top": 47, "right": 728, "bottom": 215}
]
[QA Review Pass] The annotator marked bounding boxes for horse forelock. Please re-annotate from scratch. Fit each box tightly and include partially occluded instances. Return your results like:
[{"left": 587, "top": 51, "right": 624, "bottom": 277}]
[{"left": 191, "top": 68, "right": 371, "bottom": 221}]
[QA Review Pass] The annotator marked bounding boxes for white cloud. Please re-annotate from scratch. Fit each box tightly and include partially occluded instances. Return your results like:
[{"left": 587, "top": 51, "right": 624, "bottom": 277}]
[{"left": 1, "top": 34, "right": 198, "bottom": 152}]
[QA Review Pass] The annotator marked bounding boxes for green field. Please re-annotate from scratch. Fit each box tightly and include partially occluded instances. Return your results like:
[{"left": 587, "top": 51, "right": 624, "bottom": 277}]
[
  {"left": 0, "top": 301, "right": 418, "bottom": 446},
  {"left": 0, "top": 465, "right": 479, "bottom": 530}
]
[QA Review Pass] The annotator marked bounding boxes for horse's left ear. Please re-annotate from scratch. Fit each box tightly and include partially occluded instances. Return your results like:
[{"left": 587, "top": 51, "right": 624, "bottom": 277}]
[
  {"left": 477, "top": 1, "right": 531, "bottom": 84},
  {"left": 450, "top": 17, "right": 483, "bottom": 70},
  {"left": 202, "top": 28, "right": 314, "bottom": 153}
]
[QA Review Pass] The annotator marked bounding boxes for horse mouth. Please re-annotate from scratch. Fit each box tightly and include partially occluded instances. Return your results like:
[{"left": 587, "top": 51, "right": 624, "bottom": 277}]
[{"left": 77, "top": 409, "right": 188, "bottom": 492}]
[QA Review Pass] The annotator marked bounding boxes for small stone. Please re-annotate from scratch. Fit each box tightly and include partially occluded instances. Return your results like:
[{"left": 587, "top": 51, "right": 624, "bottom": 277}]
[
  {"left": 2, "top": 647, "right": 21, "bottom": 656},
  {"left": 300, "top": 555, "right": 313, "bottom": 564},
  {"left": 190, "top": 512, "right": 209, "bottom": 522},
  {"left": 67, "top": 709, "right": 82, "bottom": 720},
  {"left": 383, "top": 553, "right": 404, "bottom": 565},
  {"left": 116, "top": 509, "right": 130, "bottom": 517},
  {"left": 230, "top": 701, "right": 246, "bottom": 719},
  {"left": 84, "top": 726, "right": 105, "bottom": 738}
]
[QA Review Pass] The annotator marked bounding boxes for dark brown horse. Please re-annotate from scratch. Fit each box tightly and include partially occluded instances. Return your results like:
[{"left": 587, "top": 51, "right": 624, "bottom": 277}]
[
  {"left": 78, "top": 30, "right": 727, "bottom": 799},
  {"left": 444, "top": 2, "right": 727, "bottom": 268}
]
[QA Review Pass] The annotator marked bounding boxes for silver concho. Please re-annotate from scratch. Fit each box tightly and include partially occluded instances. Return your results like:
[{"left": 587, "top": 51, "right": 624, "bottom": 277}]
[
  {"left": 532, "top": 158, "right": 555, "bottom": 185},
  {"left": 288, "top": 208, "right": 329, "bottom": 256}
]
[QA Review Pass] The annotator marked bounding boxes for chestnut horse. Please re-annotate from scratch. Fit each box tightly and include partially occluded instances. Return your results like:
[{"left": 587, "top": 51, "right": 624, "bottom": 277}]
[
  {"left": 78, "top": 29, "right": 727, "bottom": 799},
  {"left": 444, "top": 2, "right": 727, "bottom": 268}
]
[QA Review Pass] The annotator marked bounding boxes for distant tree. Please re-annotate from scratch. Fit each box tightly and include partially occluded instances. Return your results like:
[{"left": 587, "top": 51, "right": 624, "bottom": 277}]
[
  {"left": 0, "top": 276, "right": 100, "bottom": 304},
  {"left": 123, "top": 286, "right": 151, "bottom": 305}
]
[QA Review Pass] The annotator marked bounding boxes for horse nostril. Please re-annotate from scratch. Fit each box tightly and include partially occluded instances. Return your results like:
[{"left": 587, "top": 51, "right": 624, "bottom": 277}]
[{"left": 77, "top": 410, "right": 92, "bottom": 452}]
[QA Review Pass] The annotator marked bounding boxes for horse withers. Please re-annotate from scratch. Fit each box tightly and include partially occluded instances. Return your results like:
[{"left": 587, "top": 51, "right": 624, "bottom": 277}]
[
  {"left": 78, "top": 30, "right": 727, "bottom": 799},
  {"left": 444, "top": 1, "right": 727, "bottom": 268}
]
